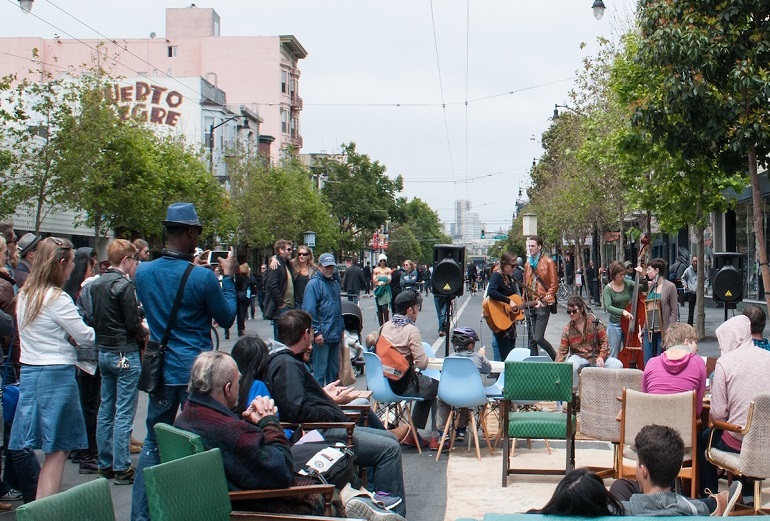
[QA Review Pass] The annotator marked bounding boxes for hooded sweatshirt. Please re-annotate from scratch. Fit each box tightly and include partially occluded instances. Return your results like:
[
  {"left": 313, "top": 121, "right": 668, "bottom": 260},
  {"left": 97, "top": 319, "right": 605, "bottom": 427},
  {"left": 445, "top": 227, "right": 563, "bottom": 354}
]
[
  {"left": 622, "top": 491, "right": 709, "bottom": 516},
  {"left": 642, "top": 345, "right": 707, "bottom": 415},
  {"left": 712, "top": 314, "right": 770, "bottom": 451}
]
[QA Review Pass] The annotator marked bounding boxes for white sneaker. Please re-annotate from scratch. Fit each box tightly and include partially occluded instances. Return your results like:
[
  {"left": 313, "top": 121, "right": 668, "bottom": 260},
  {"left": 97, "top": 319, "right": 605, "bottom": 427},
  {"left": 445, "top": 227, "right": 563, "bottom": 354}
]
[{"left": 346, "top": 497, "right": 406, "bottom": 521}]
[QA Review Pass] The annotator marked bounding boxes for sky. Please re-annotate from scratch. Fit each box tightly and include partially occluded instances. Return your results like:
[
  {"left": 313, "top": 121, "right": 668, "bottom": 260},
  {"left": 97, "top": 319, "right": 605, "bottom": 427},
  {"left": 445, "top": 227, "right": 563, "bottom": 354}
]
[{"left": 2, "top": 0, "right": 637, "bottom": 232}]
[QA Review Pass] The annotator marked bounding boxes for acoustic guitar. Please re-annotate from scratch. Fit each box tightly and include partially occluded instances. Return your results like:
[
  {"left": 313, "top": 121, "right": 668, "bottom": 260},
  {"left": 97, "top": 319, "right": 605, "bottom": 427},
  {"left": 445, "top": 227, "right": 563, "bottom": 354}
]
[{"left": 482, "top": 294, "right": 540, "bottom": 333}]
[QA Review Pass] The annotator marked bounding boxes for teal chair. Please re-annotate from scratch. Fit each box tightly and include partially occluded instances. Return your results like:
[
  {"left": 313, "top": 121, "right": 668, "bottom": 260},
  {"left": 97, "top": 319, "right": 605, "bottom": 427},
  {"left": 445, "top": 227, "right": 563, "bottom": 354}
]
[
  {"left": 144, "top": 449, "right": 356, "bottom": 521},
  {"left": 15, "top": 477, "right": 115, "bottom": 521},
  {"left": 153, "top": 423, "right": 336, "bottom": 517},
  {"left": 501, "top": 361, "right": 576, "bottom": 487}
]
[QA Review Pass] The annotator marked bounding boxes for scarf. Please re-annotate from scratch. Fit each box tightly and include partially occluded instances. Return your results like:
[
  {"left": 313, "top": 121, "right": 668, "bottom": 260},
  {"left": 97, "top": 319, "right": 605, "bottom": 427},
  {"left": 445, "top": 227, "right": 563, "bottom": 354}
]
[
  {"left": 528, "top": 253, "right": 540, "bottom": 269},
  {"left": 391, "top": 314, "right": 413, "bottom": 329}
]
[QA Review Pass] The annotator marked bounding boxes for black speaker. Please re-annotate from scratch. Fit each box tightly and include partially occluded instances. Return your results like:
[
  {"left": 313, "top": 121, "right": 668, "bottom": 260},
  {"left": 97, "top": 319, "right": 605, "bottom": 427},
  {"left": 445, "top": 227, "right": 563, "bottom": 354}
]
[
  {"left": 712, "top": 252, "right": 743, "bottom": 303},
  {"left": 432, "top": 244, "right": 465, "bottom": 296}
]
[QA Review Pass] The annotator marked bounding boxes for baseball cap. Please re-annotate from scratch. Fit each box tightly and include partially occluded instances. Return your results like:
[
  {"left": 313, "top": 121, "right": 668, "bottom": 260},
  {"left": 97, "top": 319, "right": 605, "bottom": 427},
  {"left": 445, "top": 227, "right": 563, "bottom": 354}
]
[
  {"left": 395, "top": 290, "right": 422, "bottom": 314},
  {"left": 318, "top": 253, "right": 336, "bottom": 267}
]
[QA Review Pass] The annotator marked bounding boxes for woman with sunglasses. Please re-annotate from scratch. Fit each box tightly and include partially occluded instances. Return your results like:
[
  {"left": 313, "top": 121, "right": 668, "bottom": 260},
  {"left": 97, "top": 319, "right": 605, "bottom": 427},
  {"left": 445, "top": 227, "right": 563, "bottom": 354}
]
[
  {"left": 290, "top": 246, "right": 317, "bottom": 309},
  {"left": 557, "top": 296, "right": 623, "bottom": 389},
  {"left": 400, "top": 260, "right": 419, "bottom": 293},
  {"left": 9, "top": 237, "right": 95, "bottom": 499},
  {"left": 486, "top": 252, "right": 521, "bottom": 361}
]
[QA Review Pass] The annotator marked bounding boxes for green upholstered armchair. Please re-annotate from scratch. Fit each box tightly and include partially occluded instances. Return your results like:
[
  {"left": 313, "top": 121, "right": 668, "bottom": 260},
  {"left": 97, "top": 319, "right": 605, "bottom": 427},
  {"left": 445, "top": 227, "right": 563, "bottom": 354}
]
[
  {"left": 153, "top": 423, "right": 336, "bottom": 517},
  {"left": 501, "top": 361, "right": 576, "bottom": 487},
  {"left": 15, "top": 477, "right": 115, "bottom": 521}
]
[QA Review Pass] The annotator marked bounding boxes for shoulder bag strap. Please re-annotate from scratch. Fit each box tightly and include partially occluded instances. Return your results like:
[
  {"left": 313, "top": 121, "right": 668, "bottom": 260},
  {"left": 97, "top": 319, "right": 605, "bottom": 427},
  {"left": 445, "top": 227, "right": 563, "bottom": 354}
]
[
  {"left": 160, "top": 263, "right": 195, "bottom": 347},
  {"left": 3, "top": 325, "right": 17, "bottom": 384}
]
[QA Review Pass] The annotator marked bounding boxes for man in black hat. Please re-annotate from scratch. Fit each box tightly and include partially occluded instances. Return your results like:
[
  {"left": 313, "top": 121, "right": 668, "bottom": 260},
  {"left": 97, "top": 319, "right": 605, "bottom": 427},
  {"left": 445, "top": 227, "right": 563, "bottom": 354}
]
[
  {"left": 380, "top": 290, "right": 438, "bottom": 446},
  {"left": 131, "top": 202, "right": 238, "bottom": 521}
]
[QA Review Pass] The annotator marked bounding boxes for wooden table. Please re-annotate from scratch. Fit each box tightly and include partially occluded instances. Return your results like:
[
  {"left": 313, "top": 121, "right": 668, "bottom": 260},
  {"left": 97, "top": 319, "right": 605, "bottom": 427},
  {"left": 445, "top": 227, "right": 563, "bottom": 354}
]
[{"left": 427, "top": 357, "right": 504, "bottom": 373}]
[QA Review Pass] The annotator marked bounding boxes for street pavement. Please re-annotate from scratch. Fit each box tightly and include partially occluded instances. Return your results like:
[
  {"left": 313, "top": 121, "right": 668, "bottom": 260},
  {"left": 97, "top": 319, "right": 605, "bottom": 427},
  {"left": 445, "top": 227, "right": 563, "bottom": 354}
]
[{"left": 0, "top": 287, "right": 742, "bottom": 520}]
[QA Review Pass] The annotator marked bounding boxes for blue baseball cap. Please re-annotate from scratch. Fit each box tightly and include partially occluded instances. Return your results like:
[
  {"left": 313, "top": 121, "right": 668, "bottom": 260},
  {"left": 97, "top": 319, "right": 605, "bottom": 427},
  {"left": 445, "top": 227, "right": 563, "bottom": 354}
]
[{"left": 318, "top": 253, "right": 336, "bottom": 267}]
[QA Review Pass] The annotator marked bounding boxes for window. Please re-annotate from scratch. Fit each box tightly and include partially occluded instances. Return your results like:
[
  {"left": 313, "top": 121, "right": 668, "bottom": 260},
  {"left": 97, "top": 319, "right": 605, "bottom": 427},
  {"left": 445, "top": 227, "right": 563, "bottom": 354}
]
[
  {"left": 167, "top": 46, "right": 178, "bottom": 58},
  {"left": 204, "top": 117, "right": 214, "bottom": 148},
  {"left": 290, "top": 78, "right": 297, "bottom": 99},
  {"left": 281, "top": 110, "right": 289, "bottom": 133},
  {"left": 281, "top": 70, "right": 288, "bottom": 94},
  {"left": 290, "top": 116, "right": 298, "bottom": 137}
]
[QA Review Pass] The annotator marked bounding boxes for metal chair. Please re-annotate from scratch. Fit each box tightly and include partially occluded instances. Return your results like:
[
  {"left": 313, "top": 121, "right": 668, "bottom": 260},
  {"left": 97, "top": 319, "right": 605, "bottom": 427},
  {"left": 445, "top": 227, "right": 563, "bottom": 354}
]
[
  {"left": 501, "top": 361, "right": 576, "bottom": 486},
  {"left": 707, "top": 393, "right": 770, "bottom": 514},
  {"left": 619, "top": 389, "right": 698, "bottom": 498},
  {"left": 16, "top": 477, "right": 115, "bottom": 521},
  {"left": 435, "top": 356, "right": 495, "bottom": 460},
  {"left": 153, "top": 423, "right": 336, "bottom": 517},
  {"left": 578, "top": 367, "right": 643, "bottom": 478},
  {"left": 362, "top": 351, "right": 427, "bottom": 453}
]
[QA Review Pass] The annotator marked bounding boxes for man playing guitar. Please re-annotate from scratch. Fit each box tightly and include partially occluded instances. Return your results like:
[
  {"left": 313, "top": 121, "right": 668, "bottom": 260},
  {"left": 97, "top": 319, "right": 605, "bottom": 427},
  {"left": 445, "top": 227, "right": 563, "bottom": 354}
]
[{"left": 523, "top": 235, "right": 558, "bottom": 359}]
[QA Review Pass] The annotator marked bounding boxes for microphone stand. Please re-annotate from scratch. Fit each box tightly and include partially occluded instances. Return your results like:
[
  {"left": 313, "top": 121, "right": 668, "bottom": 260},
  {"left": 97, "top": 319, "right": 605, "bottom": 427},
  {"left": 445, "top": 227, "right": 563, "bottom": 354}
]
[{"left": 587, "top": 308, "right": 601, "bottom": 366}]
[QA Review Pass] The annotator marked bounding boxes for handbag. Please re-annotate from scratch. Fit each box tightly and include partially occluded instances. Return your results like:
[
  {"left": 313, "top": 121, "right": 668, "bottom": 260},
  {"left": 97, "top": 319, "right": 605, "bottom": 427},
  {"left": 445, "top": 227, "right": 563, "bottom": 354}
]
[
  {"left": 292, "top": 441, "right": 356, "bottom": 489},
  {"left": 338, "top": 339, "right": 356, "bottom": 387},
  {"left": 2, "top": 326, "right": 19, "bottom": 423},
  {"left": 374, "top": 326, "right": 410, "bottom": 382},
  {"left": 137, "top": 263, "right": 194, "bottom": 393}
]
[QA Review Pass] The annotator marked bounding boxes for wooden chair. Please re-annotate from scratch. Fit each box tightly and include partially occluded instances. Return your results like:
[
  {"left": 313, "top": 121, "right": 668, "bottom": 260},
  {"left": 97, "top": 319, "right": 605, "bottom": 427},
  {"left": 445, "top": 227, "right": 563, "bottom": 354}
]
[
  {"left": 154, "top": 423, "right": 336, "bottom": 517},
  {"left": 16, "top": 477, "right": 115, "bottom": 521},
  {"left": 706, "top": 393, "right": 770, "bottom": 515},
  {"left": 578, "top": 367, "right": 643, "bottom": 478},
  {"left": 618, "top": 389, "right": 698, "bottom": 498},
  {"left": 144, "top": 449, "right": 364, "bottom": 521},
  {"left": 501, "top": 361, "right": 576, "bottom": 487}
]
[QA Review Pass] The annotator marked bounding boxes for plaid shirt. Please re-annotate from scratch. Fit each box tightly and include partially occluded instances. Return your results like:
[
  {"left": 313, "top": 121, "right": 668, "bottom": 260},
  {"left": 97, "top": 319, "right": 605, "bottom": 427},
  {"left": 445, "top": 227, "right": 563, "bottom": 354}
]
[{"left": 557, "top": 318, "right": 609, "bottom": 363}]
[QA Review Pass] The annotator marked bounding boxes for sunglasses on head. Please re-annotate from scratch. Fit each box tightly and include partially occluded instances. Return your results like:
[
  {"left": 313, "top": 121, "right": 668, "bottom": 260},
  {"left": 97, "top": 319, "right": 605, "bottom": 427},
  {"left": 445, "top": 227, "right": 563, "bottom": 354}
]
[{"left": 50, "top": 237, "right": 72, "bottom": 250}]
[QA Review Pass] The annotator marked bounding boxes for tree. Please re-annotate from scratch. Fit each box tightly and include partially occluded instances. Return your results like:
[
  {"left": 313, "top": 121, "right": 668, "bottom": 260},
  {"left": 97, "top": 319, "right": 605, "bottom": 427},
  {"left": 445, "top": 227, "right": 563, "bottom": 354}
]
[
  {"left": 390, "top": 197, "right": 451, "bottom": 265},
  {"left": 320, "top": 143, "right": 403, "bottom": 252},
  {"left": 619, "top": 2, "right": 767, "bottom": 329},
  {"left": 228, "top": 153, "right": 337, "bottom": 254}
]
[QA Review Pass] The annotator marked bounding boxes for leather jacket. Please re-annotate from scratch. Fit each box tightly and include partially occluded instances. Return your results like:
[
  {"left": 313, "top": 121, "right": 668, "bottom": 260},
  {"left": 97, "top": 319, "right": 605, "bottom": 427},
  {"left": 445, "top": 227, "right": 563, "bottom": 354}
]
[
  {"left": 87, "top": 268, "right": 145, "bottom": 352},
  {"left": 523, "top": 255, "right": 558, "bottom": 304}
]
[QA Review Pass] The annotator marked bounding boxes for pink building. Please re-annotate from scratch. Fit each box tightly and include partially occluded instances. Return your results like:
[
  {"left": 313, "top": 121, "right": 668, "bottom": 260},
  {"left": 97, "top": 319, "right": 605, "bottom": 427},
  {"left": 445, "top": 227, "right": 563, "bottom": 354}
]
[{"left": 0, "top": 5, "right": 307, "bottom": 162}]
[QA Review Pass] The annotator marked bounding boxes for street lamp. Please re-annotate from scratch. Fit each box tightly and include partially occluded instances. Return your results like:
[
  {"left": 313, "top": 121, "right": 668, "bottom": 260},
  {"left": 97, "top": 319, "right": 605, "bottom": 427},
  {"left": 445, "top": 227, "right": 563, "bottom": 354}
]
[
  {"left": 522, "top": 213, "right": 538, "bottom": 237},
  {"left": 209, "top": 115, "right": 248, "bottom": 174},
  {"left": 303, "top": 230, "right": 316, "bottom": 250},
  {"left": 18, "top": 0, "right": 33, "bottom": 12},
  {"left": 552, "top": 104, "right": 583, "bottom": 120},
  {"left": 592, "top": 0, "right": 606, "bottom": 20}
]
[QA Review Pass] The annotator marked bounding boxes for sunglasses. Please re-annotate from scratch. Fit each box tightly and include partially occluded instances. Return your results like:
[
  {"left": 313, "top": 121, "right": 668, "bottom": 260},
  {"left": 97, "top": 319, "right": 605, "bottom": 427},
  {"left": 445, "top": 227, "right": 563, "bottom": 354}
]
[
  {"left": 50, "top": 237, "right": 72, "bottom": 250},
  {"left": 567, "top": 309, "right": 581, "bottom": 315},
  {"left": 298, "top": 252, "right": 309, "bottom": 257}
]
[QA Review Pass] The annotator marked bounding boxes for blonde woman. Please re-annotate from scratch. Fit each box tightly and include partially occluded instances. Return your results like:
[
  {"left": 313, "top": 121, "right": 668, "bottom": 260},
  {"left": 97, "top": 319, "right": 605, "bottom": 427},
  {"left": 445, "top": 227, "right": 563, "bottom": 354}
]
[
  {"left": 400, "top": 260, "right": 419, "bottom": 292},
  {"left": 9, "top": 237, "right": 95, "bottom": 498}
]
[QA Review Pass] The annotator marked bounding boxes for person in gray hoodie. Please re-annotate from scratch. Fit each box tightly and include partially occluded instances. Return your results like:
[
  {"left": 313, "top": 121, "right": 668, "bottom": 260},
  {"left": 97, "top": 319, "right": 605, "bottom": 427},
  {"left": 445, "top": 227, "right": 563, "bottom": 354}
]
[{"left": 609, "top": 424, "right": 741, "bottom": 516}]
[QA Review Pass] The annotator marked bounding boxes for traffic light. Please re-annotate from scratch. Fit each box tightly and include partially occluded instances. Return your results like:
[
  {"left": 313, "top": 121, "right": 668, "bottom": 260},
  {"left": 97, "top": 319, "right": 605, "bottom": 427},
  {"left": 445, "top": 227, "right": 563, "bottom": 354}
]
[{"left": 481, "top": 229, "right": 486, "bottom": 239}]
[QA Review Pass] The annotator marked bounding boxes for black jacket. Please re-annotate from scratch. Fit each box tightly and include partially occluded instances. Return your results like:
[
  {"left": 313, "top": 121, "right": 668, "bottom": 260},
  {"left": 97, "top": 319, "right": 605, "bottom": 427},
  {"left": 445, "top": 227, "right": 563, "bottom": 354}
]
[
  {"left": 87, "top": 269, "right": 144, "bottom": 352},
  {"left": 342, "top": 265, "right": 366, "bottom": 294},
  {"left": 263, "top": 256, "right": 292, "bottom": 320},
  {"left": 266, "top": 345, "right": 347, "bottom": 423}
]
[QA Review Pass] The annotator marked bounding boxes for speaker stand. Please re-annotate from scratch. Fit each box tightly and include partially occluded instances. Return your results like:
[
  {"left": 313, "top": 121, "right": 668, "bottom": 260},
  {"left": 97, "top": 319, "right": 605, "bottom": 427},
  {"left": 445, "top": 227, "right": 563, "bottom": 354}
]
[{"left": 444, "top": 296, "right": 454, "bottom": 357}]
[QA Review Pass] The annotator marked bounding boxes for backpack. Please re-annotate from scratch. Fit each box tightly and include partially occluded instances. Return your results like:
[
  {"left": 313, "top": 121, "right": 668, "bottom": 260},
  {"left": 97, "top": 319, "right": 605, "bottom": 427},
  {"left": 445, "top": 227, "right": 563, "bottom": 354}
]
[
  {"left": 292, "top": 441, "right": 356, "bottom": 489},
  {"left": 375, "top": 327, "right": 410, "bottom": 381}
]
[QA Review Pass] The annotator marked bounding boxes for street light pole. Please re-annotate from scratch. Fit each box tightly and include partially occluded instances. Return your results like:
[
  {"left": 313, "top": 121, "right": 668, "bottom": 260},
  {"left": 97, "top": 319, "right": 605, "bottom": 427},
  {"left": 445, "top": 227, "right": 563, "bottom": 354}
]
[{"left": 209, "top": 115, "right": 248, "bottom": 175}]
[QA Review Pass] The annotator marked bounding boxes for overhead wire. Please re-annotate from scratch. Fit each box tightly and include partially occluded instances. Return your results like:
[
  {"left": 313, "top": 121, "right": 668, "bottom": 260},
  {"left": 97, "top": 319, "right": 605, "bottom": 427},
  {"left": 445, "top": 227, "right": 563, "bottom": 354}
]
[
  {"left": 464, "top": 0, "right": 470, "bottom": 201},
  {"left": 428, "top": 0, "right": 459, "bottom": 201}
]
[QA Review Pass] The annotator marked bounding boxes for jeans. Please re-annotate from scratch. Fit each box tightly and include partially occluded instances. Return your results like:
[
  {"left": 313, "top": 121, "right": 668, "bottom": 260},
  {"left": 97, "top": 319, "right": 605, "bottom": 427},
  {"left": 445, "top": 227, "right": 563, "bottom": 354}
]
[
  {"left": 311, "top": 341, "right": 340, "bottom": 387},
  {"left": 491, "top": 336, "right": 500, "bottom": 362},
  {"left": 324, "top": 426, "right": 406, "bottom": 517},
  {"left": 565, "top": 354, "right": 623, "bottom": 389},
  {"left": 396, "top": 373, "right": 439, "bottom": 429},
  {"left": 526, "top": 307, "right": 556, "bottom": 359},
  {"left": 97, "top": 351, "right": 141, "bottom": 472},
  {"left": 493, "top": 329, "right": 516, "bottom": 362},
  {"left": 131, "top": 385, "right": 188, "bottom": 521},
  {"left": 434, "top": 295, "right": 449, "bottom": 334},
  {"left": 607, "top": 321, "right": 623, "bottom": 359},
  {"left": 698, "top": 428, "right": 740, "bottom": 498},
  {"left": 643, "top": 329, "right": 663, "bottom": 365},
  {"left": 271, "top": 306, "right": 289, "bottom": 340}
]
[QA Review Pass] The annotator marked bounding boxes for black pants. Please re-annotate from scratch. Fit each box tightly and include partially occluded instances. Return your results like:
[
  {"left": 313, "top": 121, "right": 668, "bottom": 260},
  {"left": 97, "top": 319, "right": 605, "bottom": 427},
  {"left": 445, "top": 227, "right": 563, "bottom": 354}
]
[
  {"left": 76, "top": 367, "right": 101, "bottom": 459},
  {"left": 526, "top": 307, "right": 556, "bottom": 359},
  {"left": 686, "top": 291, "right": 696, "bottom": 326}
]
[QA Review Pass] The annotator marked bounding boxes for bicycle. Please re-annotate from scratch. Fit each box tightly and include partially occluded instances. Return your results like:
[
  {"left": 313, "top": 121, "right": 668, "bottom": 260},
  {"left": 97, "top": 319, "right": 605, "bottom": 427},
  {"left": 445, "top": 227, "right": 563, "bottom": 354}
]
[
  {"left": 210, "top": 324, "right": 220, "bottom": 351},
  {"left": 556, "top": 278, "right": 574, "bottom": 301}
]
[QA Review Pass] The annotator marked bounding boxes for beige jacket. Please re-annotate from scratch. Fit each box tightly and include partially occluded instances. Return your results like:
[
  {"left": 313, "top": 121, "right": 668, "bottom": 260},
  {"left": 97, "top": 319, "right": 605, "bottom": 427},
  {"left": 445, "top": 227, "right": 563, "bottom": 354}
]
[{"left": 380, "top": 320, "right": 428, "bottom": 370}]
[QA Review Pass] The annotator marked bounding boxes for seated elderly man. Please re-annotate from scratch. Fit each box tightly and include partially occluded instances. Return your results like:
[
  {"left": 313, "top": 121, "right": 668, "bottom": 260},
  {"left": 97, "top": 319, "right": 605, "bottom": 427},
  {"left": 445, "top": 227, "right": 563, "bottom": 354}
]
[
  {"left": 266, "top": 310, "right": 407, "bottom": 519},
  {"left": 175, "top": 351, "right": 328, "bottom": 516},
  {"left": 556, "top": 296, "right": 623, "bottom": 390}
]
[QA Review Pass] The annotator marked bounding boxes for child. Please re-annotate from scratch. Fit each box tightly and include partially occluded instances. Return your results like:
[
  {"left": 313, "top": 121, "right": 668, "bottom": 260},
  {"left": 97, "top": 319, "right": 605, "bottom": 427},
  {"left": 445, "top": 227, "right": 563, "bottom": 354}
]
[{"left": 431, "top": 327, "right": 491, "bottom": 450}]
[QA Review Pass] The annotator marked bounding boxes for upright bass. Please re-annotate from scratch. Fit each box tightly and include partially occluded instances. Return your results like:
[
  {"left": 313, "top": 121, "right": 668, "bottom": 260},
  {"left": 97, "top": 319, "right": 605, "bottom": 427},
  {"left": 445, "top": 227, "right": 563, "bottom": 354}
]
[{"left": 619, "top": 235, "right": 650, "bottom": 369}]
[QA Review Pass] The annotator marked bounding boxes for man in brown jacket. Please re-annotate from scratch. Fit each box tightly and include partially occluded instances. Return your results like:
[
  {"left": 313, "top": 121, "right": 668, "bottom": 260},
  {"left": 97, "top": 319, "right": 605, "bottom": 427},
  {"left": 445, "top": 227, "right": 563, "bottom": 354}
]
[
  {"left": 381, "top": 290, "right": 438, "bottom": 443},
  {"left": 523, "top": 235, "right": 558, "bottom": 359}
]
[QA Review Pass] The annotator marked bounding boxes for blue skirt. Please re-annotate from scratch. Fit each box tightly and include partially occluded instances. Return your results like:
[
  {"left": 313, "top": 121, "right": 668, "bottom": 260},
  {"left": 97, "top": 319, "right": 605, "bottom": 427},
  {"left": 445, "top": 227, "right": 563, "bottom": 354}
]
[{"left": 8, "top": 364, "right": 87, "bottom": 453}]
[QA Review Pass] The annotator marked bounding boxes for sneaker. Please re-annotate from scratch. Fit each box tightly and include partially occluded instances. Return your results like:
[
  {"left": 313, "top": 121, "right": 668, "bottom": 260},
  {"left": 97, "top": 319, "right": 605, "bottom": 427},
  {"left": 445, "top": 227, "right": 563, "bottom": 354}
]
[
  {"left": 400, "top": 432, "right": 428, "bottom": 448},
  {"left": 114, "top": 466, "right": 136, "bottom": 485},
  {"left": 429, "top": 436, "right": 450, "bottom": 452},
  {"left": 373, "top": 491, "right": 403, "bottom": 511},
  {"left": 0, "top": 488, "right": 22, "bottom": 501},
  {"left": 98, "top": 467, "right": 114, "bottom": 479},
  {"left": 79, "top": 457, "right": 100, "bottom": 474},
  {"left": 709, "top": 481, "right": 742, "bottom": 517},
  {"left": 455, "top": 428, "right": 466, "bottom": 442},
  {"left": 346, "top": 497, "right": 406, "bottom": 521}
]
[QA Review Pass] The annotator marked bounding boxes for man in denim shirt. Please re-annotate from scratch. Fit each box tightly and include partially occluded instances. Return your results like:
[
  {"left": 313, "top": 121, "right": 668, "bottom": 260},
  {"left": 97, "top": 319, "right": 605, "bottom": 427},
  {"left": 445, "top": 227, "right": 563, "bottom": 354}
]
[{"left": 131, "top": 203, "right": 237, "bottom": 521}]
